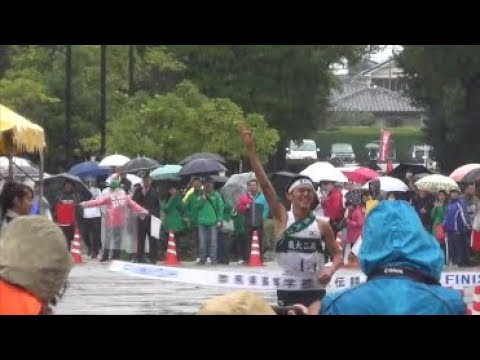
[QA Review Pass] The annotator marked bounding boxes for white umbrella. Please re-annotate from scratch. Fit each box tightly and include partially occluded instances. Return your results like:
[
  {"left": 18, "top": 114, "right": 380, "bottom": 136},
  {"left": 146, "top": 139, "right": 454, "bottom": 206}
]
[
  {"left": 300, "top": 162, "right": 347, "bottom": 183},
  {"left": 99, "top": 154, "right": 131, "bottom": 167},
  {"left": 106, "top": 173, "right": 142, "bottom": 186},
  {"left": 362, "top": 176, "right": 409, "bottom": 192},
  {"left": 415, "top": 174, "right": 460, "bottom": 193}
]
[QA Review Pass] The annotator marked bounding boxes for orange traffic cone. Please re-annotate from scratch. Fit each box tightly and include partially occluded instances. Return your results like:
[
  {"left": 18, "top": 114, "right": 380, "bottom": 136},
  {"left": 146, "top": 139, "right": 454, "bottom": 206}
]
[
  {"left": 164, "top": 231, "right": 180, "bottom": 266},
  {"left": 71, "top": 226, "right": 83, "bottom": 264},
  {"left": 247, "top": 230, "right": 263, "bottom": 267}
]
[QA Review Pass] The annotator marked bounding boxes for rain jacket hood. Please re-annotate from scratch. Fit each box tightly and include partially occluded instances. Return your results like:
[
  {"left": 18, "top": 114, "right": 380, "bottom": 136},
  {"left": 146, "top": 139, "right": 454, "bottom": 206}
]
[
  {"left": 0, "top": 216, "right": 72, "bottom": 303},
  {"left": 359, "top": 200, "right": 443, "bottom": 280},
  {"left": 320, "top": 201, "right": 465, "bottom": 315}
]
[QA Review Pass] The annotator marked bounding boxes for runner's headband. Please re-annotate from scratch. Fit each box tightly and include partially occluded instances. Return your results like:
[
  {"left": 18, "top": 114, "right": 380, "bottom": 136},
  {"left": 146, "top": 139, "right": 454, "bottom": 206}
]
[{"left": 288, "top": 178, "right": 314, "bottom": 193}]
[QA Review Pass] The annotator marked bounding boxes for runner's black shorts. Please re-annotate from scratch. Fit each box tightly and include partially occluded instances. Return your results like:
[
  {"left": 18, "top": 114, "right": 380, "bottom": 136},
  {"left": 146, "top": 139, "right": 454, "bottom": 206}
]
[{"left": 277, "top": 289, "right": 326, "bottom": 307}]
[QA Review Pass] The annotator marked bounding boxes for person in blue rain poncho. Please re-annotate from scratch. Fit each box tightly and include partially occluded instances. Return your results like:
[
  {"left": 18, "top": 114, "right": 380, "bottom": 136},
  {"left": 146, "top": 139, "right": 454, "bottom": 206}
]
[{"left": 320, "top": 200, "right": 466, "bottom": 315}]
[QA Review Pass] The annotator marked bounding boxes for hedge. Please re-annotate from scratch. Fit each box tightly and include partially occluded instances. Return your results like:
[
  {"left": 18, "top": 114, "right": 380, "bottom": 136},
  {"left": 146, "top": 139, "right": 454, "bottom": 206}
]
[{"left": 314, "top": 126, "right": 423, "bottom": 163}]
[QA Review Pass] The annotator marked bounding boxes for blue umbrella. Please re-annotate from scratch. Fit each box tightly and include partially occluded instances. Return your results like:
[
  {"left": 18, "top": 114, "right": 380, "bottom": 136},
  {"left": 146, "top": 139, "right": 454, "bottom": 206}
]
[{"left": 69, "top": 161, "right": 111, "bottom": 179}]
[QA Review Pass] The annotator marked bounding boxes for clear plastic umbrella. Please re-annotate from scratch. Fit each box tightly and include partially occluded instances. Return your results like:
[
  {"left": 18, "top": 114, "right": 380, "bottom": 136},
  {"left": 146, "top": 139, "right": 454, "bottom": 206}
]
[{"left": 221, "top": 172, "right": 256, "bottom": 205}]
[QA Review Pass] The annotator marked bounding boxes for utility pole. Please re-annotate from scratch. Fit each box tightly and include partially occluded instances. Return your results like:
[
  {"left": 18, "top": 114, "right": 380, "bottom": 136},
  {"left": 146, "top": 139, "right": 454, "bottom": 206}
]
[
  {"left": 65, "top": 45, "right": 72, "bottom": 167},
  {"left": 100, "top": 45, "right": 107, "bottom": 155}
]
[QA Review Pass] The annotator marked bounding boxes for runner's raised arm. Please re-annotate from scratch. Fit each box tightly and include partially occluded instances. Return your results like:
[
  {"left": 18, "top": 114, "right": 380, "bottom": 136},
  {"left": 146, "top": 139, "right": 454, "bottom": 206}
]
[{"left": 239, "top": 125, "right": 287, "bottom": 226}]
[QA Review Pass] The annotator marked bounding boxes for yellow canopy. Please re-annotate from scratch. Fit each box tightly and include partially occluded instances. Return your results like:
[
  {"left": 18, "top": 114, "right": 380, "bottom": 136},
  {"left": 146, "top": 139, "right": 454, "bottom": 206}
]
[{"left": 0, "top": 104, "right": 46, "bottom": 155}]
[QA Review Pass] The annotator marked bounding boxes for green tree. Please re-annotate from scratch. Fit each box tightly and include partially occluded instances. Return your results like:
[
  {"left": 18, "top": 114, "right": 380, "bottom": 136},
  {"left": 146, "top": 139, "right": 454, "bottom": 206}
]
[
  {"left": 108, "top": 81, "right": 279, "bottom": 163},
  {"left": 0, "top": 45, "right": 377, "bottom": 172},
  {"left": 168, "top": 46, "right": 377, "bottom": 135},
  {"left": 397, "top": 45, "right": 480, "bottom": 173},
  {"left": 167, "top": 45, "right": 376, "bottom": 168}
]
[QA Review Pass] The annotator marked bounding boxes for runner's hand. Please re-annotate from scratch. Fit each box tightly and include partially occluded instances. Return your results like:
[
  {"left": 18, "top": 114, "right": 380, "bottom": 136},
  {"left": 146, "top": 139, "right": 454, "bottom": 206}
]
[
  {"left": 239, "top": 124, "right": 254, "bottom": 152},
  {"left": 287, "top": 304, "right": 309, "bottom": 315},
  {"left": 286, "top": 301, "right": 321, "bottom": 315},
  {"left": 318, "top": 267, "right": 334, "bottom": 285}
]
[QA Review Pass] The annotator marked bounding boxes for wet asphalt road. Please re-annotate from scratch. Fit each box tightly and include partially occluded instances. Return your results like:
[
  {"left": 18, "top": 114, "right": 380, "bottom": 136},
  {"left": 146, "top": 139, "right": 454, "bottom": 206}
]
[{"left": 56, "top": 259, "right": 477, "bottom": 315}]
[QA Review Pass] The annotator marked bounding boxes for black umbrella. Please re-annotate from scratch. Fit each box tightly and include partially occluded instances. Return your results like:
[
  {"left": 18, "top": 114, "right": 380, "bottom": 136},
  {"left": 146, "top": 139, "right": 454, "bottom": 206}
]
[
  {"left": 460, "top": 168, "right": 480, "bottom": 183},
  {"left": 270, "top": 171, "right": 298, "bottom": 204},
  {"left": 345, "top": 189, "right": 367, "bottom": 206},
  {"left": 179, "top": 152, "right": 226, "bottom": 165},
  {"left": 123, "top": 156, "right": 160, "bottom": 174},
  {"left": 178, "top": 159, "right": 227, "bottom": 177},
  {"left": 389, "top": 163, "right": 432, "bottom": 180},
  {"left": 44, "top": 173, "right": 92, "bottom": 204}
]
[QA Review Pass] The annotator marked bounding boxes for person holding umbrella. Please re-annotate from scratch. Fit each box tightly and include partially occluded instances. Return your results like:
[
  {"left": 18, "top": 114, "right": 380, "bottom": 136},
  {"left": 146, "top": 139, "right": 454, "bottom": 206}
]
[
  {"left": 113, "top": 167, "right": 132, "bottom": 194},
  {"left": 184, "top": 177, "right": 203, "bottom": 261},
  {"left": 236, "top": 179, "right": 269, "bottom": 262},
  {"left": 54, "top": 180, "right": 80, "bottom": 250},
  {"left": 444, "top": 188, "right": 471, "bottom": 267},
  {"left": 411, "top": 189, "right": 435, "bottom": 233},
  {"left": 344, "top": 199, "right": 364, "bottom": 263},
  {"left": 431, "top": 190, "right": 447, "bottom": 262},
  {"left": 80, "top": 177, "right": 102, "bottom": 258},
  {"left": 161, "top": 184, "right": 187, "bottom": 257},
  {"left": 80, "top": 176, "right": 148, "bottom": 263},
  {"left": 132, "top": 174, "right": 161, "bottom": 264},
  {"left": 196, "top": 177, "right": 224, "bottom": 265}
]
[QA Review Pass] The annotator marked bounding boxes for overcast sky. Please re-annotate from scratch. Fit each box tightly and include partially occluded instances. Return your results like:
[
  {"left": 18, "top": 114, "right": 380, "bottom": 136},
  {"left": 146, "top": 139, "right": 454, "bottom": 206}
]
[{"left": 369, "top": 45, "right": 403, "bottom": 63}]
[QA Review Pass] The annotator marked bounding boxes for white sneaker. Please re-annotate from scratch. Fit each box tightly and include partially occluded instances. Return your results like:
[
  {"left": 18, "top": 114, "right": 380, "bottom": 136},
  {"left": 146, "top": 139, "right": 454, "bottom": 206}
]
[
  {"left": 237, "top": 260, "right": 245, "bottom": 265},
  {"left": 207, "top": 257, "right": 212, "bottom": 264},
  {"left": 195, "top": 258, "right": 200, "bottom": 263}
]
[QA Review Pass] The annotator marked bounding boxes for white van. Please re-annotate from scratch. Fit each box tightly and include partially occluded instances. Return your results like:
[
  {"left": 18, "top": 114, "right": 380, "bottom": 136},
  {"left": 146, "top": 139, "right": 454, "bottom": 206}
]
[{"left": 286, "top": 139, "right": 319, "bottom": 162}]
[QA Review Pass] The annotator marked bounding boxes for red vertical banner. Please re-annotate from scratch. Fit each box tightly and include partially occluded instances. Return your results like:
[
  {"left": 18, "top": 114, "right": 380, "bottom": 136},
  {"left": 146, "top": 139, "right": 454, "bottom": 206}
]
[{"left": 379, "top": 129, "right": 391, "bottom": 163}]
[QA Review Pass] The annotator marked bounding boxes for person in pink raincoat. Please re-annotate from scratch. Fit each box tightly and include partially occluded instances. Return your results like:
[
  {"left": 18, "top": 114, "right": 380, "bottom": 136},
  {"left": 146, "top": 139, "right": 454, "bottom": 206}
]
[
  {"left": 80, "top": 178, "right": 148, "bottom": 263},
  {"left": 344, "top": 200, "right": 364, "bottom": 262}
]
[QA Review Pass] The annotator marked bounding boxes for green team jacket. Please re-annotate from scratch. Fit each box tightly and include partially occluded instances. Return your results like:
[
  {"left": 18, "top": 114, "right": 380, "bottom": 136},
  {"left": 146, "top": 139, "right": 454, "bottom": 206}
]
[
  {"left": 197, "top": 190, "right": 224, "bottom": 227},
  {"left": 430, "top": 204, "right": 446, "bottom": 233},
  {"left": 162, "top": 193, "right": 186, "bottom": 233},
  {"left": 222, "top": 199, "right": 245, "bottom": 235},
  {"left": 185, "top": 189, "right": 203, "bottom": 227},
  {"left": 222, "top": 199, "right": 233, "bottom": 222}
]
